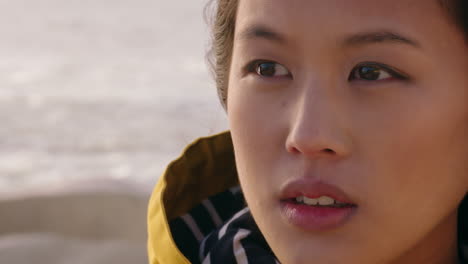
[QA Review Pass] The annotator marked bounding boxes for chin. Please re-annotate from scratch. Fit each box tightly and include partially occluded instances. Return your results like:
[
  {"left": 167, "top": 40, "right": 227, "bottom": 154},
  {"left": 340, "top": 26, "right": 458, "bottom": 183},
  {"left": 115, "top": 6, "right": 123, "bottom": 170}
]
[
  {"left": 265, "top": 229, "right": 374, "bottom": 264},
  {"left": 275, "top": 249, "right": 371, "bottom": 264}
]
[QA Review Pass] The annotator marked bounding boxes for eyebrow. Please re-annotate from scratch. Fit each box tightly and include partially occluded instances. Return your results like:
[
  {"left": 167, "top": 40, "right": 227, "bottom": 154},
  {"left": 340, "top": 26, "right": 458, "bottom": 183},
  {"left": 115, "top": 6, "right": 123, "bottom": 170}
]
[
  {"left": 344, "top": 30, "right": 421, "bottom": 48},
  {"left": 237, "top": 25, "right": 287, "bottom": 44},
  {"left": 238, "top": 24, "right": 421, "bottom": 49}
]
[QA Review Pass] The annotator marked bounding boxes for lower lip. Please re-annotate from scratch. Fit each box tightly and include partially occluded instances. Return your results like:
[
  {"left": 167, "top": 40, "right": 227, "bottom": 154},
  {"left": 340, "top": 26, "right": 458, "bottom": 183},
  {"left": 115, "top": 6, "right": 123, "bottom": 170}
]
[{"left": 280, "top": 201, "right": 357, "bottom": 231}]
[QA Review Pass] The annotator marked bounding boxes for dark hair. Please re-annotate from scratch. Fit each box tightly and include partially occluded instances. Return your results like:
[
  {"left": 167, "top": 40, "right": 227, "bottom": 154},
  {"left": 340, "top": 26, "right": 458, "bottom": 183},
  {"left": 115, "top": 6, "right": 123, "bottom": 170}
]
[
  {"left": 440, "top": 0, "right": 468, "bottom": 36},
  {"left": 205, "top": 0, "right": 238, "bottom": 110}
]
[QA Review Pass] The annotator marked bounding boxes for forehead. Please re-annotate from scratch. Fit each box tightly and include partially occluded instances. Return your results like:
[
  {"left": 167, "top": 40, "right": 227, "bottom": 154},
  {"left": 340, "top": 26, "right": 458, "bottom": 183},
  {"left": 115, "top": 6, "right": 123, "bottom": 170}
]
[
  {"left": 235, "top": 0, "right": 453, "bottom": 46},
  {"left": 237, "top": 0, "right": 441, "bottom": 22}
]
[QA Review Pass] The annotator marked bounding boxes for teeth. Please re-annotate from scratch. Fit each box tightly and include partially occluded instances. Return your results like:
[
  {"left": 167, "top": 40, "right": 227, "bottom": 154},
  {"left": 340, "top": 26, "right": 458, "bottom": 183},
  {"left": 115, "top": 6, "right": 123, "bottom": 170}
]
[
  {"left": 296, "top": 196, "right": 336, "bottom": 206},
  {"left": 303, "top": 196, "right": 319, "bottom": 206},
  {"left": 318, "top": 196, "right": 335, "bottom": 206}
]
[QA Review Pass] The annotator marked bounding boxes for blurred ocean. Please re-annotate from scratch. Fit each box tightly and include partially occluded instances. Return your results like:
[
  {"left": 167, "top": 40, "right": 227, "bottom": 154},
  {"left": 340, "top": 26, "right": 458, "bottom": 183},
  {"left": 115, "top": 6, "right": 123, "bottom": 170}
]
[{"left": 0, "top": 0, "right": 228, "bottom": 193}]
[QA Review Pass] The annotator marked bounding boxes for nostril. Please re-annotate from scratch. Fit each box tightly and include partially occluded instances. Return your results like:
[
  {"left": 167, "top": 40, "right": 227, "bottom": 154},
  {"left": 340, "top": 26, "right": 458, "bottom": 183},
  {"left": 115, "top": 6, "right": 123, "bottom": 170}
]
[
  {"left": 324, "top": 148, "right": 335, "bottom": 154},
  {"left": 287, "top": 145, "right": 336, "bottom": 155},
  {"left": 289, "top": 146, "right": 301, "bottom": 154}
]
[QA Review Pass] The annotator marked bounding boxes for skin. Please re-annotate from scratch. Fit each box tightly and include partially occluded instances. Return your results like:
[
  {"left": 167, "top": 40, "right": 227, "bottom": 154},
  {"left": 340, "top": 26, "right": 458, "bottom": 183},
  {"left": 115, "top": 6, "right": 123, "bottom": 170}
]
[{"left": 227, "top": 0, "right": 468, "bottom": 263}]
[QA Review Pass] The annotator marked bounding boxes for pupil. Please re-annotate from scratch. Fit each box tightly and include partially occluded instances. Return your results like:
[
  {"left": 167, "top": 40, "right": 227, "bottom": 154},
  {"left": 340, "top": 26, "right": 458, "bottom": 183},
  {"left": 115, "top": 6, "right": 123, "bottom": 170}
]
[
  {"left": 258, "top": 63, "right": 275, "bottom": 76},
  {"left": 359, "top": 66, "right": 380, "bottom": 80}
]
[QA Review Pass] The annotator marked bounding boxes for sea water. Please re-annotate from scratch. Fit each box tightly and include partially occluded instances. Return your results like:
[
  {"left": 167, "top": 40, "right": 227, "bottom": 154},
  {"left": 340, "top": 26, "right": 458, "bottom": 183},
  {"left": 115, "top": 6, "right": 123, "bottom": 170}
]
[{"left": 0, "top": 0, "right": 228, "bottom": 193}]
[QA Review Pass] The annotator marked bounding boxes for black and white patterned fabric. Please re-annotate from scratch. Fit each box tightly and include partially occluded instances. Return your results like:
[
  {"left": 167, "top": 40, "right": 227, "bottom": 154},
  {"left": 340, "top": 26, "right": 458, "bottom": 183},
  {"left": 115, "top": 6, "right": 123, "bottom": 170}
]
[
  {"left": 169, "top": 186, "right": 278, "bottom": 264},
  {"left": 169, "top": 186, "right": 468, "bottom": 264},
  {"left": 199, "top": 207, "right": 279, "bottom": 264}
]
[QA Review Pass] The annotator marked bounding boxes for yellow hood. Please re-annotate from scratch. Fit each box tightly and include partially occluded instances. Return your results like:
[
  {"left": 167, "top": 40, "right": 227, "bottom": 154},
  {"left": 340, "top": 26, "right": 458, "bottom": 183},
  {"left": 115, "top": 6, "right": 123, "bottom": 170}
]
[{"left": 147, "top": 131, "right": 239, "bottom": 264}]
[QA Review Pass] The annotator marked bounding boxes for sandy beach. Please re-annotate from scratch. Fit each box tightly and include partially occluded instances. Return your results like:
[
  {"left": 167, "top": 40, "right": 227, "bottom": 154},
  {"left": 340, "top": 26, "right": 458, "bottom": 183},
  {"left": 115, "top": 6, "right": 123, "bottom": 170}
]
[{"left": 0, "top": 180, "right": 148, "bottom": 263}]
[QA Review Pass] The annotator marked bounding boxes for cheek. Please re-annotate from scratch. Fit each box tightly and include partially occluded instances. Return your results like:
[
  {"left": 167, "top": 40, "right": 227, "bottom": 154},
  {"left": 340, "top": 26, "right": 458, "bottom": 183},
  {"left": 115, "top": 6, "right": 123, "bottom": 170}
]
[
  {"left": 226, "top": 76, "right": 292, "bottom": 217},
  {"left": 227, "top": 76, "right": 290, "bottom": 160},
  {"left": 228, "top": 81, "right": 279, "bottom": 184},
  {"left": 352, "top": 80, "right": 468, "bottom": 194},
  {"left": 360, "top": 94, "right": 468, "bottom": 236}
]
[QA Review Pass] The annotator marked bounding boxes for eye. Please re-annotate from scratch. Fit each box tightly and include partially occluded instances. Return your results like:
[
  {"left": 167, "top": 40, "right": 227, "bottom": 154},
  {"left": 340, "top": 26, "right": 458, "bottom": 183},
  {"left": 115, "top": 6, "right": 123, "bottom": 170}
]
[
  {"left": 247, "top": 60, "right": 291, "bottom": 78},
  {"left": 349, "top": 62, "right": 408, "bottom": 82}
]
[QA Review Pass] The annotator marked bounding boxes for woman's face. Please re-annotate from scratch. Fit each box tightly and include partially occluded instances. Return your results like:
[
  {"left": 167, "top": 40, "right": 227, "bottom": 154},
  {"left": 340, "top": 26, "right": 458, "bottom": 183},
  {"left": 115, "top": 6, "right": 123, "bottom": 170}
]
[{"left": 227, "top": 0, "right": 468, "bottom": 263}]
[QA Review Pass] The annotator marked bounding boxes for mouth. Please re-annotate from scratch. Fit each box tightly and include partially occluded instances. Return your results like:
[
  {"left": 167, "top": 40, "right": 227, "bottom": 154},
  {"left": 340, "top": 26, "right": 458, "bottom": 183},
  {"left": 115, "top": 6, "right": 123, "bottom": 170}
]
[
  {"left": 285, "top": 195, "right": 356, "bottom": 208},
  {"left": 279, "top": 180, "right": 358, "bottom": 231}
]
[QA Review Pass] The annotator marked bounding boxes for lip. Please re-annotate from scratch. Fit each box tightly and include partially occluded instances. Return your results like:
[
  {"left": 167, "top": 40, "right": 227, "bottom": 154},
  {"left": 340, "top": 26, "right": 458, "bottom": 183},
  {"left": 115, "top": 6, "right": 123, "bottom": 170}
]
[{"left": 279, "top": 179, "right": 358, "bottom": 231}]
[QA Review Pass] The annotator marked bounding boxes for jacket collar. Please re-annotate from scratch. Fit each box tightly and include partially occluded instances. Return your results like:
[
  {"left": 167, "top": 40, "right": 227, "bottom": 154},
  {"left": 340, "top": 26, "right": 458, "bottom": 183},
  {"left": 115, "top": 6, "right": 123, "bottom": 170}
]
[{"left": 147, "top": 131, "right": 238, "bottom": 263}]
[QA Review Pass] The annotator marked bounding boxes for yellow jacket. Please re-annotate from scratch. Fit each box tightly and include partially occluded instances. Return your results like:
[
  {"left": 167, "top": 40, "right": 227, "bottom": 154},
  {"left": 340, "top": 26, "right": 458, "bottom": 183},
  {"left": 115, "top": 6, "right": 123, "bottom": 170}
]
[{"left": 147, "top": 131, "right": 239, "bottom": 264}]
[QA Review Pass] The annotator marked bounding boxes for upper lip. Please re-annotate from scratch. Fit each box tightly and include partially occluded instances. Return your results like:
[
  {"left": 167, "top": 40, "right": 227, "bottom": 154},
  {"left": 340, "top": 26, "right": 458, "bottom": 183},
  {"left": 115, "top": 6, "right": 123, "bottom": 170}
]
[{"left": 280, "top": 179, "right": 356, "bottom": 205}]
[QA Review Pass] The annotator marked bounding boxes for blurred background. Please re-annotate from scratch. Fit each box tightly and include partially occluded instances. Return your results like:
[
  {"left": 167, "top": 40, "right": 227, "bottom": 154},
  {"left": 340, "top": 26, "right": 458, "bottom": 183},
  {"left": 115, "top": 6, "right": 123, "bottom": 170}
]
[{"left": 0, "top": 0, "right": 227, "bottom": 263}]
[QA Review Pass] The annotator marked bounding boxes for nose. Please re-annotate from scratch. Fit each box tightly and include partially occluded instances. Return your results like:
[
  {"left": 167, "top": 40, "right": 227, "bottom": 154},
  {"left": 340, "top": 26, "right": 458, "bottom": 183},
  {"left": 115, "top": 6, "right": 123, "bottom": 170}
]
[{"left": 285, "top": 86, "right": 351, "bottom": 160}]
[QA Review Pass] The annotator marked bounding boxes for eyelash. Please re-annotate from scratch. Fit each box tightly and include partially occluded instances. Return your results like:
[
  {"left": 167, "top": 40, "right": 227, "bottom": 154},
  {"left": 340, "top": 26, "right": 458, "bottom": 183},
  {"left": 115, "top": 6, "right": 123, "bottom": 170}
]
[
  {"left": 244, "top": 59, "right": 409, "bottom": 81},
  {"left": 245, "top": 59, "right": 292, "bottom": 78},
  {"left": 349, "top": 62, "right": 409, "bottom": 81}
]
